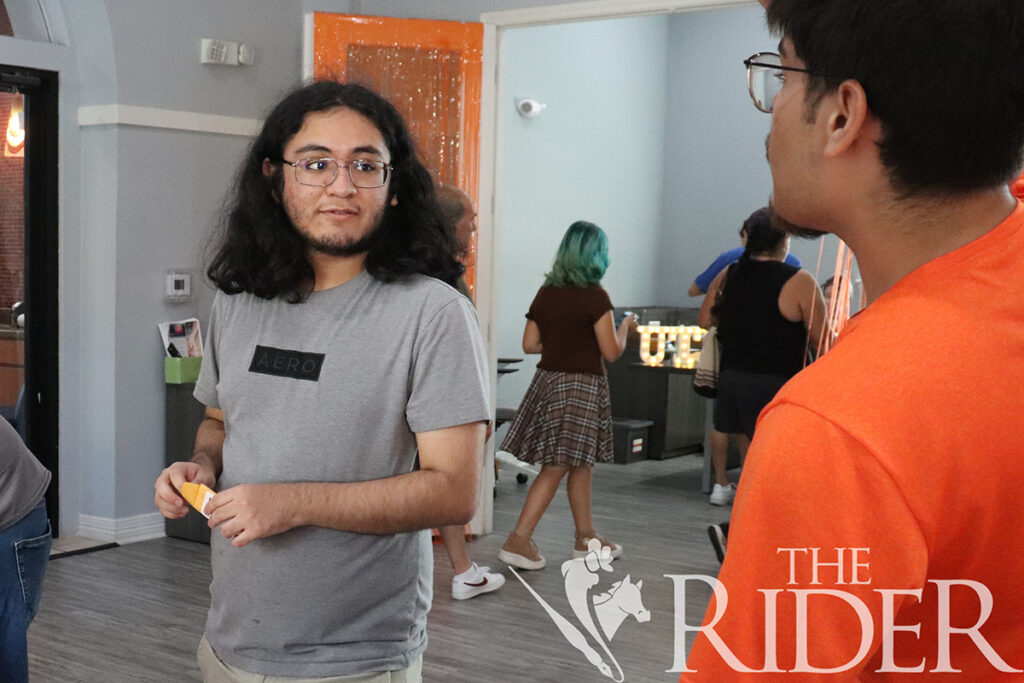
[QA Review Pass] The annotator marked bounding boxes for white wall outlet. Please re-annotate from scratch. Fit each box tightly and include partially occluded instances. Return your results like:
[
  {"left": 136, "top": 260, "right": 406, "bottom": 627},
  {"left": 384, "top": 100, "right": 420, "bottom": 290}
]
[{"left": 201, "top": 38, "right": 239, "bottom": 66}]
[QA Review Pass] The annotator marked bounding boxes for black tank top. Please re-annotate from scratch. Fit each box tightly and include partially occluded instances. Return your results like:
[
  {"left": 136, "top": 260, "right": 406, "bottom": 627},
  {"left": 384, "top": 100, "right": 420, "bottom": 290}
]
[{"left": 716, "top": 259, "right": 807, "bottom": 378}]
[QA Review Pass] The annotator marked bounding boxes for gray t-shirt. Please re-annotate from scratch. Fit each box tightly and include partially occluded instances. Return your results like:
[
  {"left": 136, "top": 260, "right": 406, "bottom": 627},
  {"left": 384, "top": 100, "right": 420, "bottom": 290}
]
[
  {"left": 194, "top": 271, "right": 490, "bottom": 677},
  {"left": 0, "top": 418, "right": 50, "bottom": 531}
]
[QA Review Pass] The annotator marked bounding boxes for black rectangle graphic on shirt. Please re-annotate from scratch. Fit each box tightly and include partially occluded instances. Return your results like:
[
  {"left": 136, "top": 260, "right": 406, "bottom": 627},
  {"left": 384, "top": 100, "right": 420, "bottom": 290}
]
[{"left": 248, "top": 345, "right": 325, "bottom": 382}]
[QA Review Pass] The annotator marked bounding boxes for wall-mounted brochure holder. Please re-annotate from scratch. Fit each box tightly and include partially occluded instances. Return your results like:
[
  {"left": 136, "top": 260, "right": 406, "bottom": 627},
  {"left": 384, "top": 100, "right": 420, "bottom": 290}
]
[{"left": 165, "top": 357, "right": 202, "bottom": 384}]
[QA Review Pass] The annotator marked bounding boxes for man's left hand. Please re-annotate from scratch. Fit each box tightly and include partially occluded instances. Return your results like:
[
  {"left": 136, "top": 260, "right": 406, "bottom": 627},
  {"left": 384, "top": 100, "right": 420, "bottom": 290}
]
[{"left": 205, "top": 484, "right": 299, "bottom": 547}]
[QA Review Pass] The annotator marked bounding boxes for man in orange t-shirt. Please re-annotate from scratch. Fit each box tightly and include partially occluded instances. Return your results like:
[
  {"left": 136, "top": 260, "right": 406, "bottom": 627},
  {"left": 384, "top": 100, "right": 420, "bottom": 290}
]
[{"left": 682, "top": 0, "right": 1024, "bottom": 679}]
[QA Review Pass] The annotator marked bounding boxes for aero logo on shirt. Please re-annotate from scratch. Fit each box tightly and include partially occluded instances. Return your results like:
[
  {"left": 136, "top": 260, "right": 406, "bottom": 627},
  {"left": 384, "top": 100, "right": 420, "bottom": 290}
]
[{"left": 248, "top": 345, "right": 325, "bottom": 381}]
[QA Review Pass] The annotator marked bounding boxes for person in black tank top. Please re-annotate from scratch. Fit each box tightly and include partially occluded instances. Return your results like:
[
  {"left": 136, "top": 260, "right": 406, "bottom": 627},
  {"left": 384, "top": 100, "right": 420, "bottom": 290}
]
[
  {"left": 697, "top": 208, "right": 829, "bottom": 559},
  {"left": 716, "top": 259, "right": 807, "bottom": 378}
]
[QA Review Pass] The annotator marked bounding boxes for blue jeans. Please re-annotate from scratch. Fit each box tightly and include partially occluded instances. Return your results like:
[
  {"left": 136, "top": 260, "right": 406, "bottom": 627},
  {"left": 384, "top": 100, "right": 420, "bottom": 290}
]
[{"left": 0, "top": 499, "right": 51, "bottom": 683}]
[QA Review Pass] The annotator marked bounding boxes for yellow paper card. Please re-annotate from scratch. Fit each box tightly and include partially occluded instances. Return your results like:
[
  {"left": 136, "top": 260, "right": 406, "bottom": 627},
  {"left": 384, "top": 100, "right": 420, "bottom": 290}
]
[{"left": 178, "top": 481, "right": 215, "bottom": 519}]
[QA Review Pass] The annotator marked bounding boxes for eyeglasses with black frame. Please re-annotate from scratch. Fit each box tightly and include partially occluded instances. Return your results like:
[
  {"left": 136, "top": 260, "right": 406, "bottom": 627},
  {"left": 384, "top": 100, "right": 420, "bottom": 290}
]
[
  {"left": 743, "top": 52, "right": 820, "bottom": 113},
  {"left": 281, "top": 157, "right": 393, "bottom": 188}
]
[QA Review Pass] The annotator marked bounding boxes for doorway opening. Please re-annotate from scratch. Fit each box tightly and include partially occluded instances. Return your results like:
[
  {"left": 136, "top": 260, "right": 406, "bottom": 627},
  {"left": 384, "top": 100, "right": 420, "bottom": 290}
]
[{"left": 1, "top": 64, "right": 60, "bottom": 535}]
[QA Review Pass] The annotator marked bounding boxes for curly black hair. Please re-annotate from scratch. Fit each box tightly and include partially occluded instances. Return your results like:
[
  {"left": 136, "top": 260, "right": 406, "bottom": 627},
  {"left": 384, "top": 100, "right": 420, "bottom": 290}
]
[{"left": 207, "top": 81, "right": 464, "bottom": 302}]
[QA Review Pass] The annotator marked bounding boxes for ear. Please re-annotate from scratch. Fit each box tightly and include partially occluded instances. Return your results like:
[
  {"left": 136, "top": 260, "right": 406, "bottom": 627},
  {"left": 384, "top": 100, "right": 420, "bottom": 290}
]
[
  {"left": 822, "top": 80, "right": 870, "bottom": 159},
  {"left": 263, "top": 158, "right": 283, "bottom": 202}
]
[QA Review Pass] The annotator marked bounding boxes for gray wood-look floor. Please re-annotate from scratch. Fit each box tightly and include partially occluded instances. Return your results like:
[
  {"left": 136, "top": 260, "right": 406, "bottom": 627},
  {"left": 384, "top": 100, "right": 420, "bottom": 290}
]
[{"left": 27, "top": 455, "right": 732, "bottom": 683}]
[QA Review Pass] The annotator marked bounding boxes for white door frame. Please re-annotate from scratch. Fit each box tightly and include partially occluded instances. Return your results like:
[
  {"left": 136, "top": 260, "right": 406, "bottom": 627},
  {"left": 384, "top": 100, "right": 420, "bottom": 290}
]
[{"left": 472, "top": 0, "right": 751, "bottom": 534}]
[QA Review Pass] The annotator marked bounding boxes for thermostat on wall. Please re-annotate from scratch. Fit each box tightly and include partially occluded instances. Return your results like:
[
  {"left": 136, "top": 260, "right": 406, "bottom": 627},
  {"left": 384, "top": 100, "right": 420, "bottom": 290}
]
[{"left": 165, "top": 270, "right": 193, "bottom": 303}]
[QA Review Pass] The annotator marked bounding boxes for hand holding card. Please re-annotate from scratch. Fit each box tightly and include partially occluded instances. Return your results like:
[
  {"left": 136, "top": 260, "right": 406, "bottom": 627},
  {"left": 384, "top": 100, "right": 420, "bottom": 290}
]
[{"left": 178, "top": 481, "right": 215, "bottom": 519}]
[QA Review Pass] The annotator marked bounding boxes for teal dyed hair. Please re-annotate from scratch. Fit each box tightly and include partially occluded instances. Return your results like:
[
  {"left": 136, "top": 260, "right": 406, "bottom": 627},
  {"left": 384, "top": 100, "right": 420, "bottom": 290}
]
[{"left": 543, "top": 221, "right": 610, "bottom": 288}]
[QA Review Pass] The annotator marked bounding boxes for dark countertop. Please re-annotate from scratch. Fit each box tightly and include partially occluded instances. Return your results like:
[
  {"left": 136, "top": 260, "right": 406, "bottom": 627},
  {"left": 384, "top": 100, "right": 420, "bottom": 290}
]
[{"left": 628, "top": 362, "right": 696, "bottom": 375}]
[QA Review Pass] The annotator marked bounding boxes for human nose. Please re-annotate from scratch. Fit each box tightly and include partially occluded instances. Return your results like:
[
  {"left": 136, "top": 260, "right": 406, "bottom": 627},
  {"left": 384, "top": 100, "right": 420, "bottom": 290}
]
[{"left": 325, "top": 164, "right": 357, "bottom": 195}]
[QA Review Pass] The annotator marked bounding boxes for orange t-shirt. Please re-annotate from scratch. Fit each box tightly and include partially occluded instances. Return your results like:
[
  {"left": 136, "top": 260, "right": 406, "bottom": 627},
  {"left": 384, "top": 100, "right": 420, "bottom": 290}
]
[{"left": 683, "top": 202, "right": 1024, "bottom": 680}]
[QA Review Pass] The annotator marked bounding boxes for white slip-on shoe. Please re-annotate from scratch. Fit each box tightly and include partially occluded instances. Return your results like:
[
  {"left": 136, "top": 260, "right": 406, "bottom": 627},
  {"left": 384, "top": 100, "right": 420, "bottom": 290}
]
[{"left": 498, "top": 532, "right": 547, "bottom": 570}]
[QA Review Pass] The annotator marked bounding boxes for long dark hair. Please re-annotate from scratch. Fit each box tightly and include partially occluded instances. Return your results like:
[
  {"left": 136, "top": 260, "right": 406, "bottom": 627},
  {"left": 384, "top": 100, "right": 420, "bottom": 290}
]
[
  {"left": 712, "top": 208, "right": 787, "bottom": 320},
  {"left": 207, "top": 81, "right": 463, "bottom": 302}
]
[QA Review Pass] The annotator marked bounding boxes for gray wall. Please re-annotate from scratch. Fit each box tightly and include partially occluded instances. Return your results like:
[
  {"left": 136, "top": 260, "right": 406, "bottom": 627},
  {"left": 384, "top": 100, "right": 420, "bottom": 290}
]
[
  {"left": 103, "top": 0, "right": 322, "bottom": 117},
  {"left": 20, "top": 0, "right": 353, "bottom": 528},
  {"left": 356, "top": 0, "right": 546, "bottom": 20},
  {"left": 97, "top": 0, "right": 353, "bottom": 522}
]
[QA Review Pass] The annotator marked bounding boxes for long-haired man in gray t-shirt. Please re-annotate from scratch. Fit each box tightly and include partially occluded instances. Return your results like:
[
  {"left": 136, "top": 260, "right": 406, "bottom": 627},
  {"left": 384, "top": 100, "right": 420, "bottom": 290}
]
[{"left": 154, "top": 82, "right": 491, "bottom": 682}]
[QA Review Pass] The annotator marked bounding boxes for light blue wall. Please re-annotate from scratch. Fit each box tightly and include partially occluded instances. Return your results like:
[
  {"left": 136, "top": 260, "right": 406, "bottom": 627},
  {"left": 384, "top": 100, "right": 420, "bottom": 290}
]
[
  {"left": 659, "top": 7, "right": 839, "bottom": 295},
  {"left": 493, "top": 6, "right": 848, "bottom": 413},
  {"left": 495, "top": 16, "right": 669, "bottom": 409},
  {"left": 659, "top": 7, "right": 772, "bottom": 296}
]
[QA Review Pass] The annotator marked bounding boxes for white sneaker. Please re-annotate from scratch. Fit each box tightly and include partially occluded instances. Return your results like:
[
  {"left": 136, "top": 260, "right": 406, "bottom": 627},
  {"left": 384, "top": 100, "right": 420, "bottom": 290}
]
[
  {"left": 452, "top": 563, "right": 505, "bottom": 600},
  {"left": 710, "top": 482, "right": 736, "bottom": 506}
]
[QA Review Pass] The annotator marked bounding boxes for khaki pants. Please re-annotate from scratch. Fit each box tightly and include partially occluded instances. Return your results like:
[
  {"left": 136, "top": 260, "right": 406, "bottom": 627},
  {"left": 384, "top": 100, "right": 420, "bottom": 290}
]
[{"left": 197, "top": 636, "right": 423, "bottom": 683}]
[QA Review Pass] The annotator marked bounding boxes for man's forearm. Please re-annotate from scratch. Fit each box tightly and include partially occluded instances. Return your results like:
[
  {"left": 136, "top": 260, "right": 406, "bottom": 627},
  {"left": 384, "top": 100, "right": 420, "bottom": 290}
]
[
  {"left": 192, "top": 417, "right": 225, "bottom": 480},
  {"left": 287, "top": 467, "right": 479, "bottom": 535},
  {"left": 204, "top": 423, "right": 486, "bottom": 544}
]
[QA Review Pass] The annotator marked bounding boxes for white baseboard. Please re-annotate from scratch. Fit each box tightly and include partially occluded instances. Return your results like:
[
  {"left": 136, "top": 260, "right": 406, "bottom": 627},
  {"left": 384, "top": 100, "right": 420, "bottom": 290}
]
[{"left": 77, "top": 512, "right": 167, "bottom": 545}]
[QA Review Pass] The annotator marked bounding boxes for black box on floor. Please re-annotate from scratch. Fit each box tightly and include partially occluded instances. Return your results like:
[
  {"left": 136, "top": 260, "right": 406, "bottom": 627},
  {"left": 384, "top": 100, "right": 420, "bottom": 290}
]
[{"left": 611, "top": 418, "right": 654, "bottom": 464}]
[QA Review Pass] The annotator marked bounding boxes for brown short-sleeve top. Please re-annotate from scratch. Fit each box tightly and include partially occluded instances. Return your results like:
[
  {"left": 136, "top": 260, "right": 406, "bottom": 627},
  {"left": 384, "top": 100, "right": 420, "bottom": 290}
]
[{"left": 527, "top": 285, "right": 613, "bottom": 375}]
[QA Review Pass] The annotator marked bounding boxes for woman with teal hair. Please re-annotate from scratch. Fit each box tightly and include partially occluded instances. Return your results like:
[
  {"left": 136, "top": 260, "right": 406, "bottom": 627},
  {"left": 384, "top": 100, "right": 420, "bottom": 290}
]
[{"left": 498, "top": 221, "right": 637, "bottom": 570}]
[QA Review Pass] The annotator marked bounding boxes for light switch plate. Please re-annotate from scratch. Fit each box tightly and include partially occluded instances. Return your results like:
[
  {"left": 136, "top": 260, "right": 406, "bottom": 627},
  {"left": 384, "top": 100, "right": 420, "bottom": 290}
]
[{"left": 165, "top": 270, "right": 193, "bottom": 302}]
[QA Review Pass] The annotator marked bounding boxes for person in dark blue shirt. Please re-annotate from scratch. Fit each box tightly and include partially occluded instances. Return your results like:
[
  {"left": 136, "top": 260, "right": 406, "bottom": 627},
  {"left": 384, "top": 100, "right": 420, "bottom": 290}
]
[{"left": 687, "top": 207, "right": 802, "bottom": 296}]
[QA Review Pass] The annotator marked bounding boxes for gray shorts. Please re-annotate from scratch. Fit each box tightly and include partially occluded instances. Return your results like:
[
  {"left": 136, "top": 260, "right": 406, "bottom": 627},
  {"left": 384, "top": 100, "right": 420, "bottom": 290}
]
[{"left": 713, "top": 368, "right": 788, "bottom": 438}]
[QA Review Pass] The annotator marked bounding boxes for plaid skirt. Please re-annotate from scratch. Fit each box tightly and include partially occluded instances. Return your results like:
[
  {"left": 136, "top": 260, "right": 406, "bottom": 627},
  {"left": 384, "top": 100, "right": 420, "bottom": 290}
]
[{"left": 499, "top": 369, "right": 613, "bottom": 467}]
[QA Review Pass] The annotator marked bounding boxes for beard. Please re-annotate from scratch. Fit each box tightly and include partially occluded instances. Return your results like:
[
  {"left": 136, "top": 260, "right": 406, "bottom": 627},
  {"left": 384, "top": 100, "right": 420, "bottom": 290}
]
[{"left": 296, "top": 208, "right": 387, "bottom": 257}]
